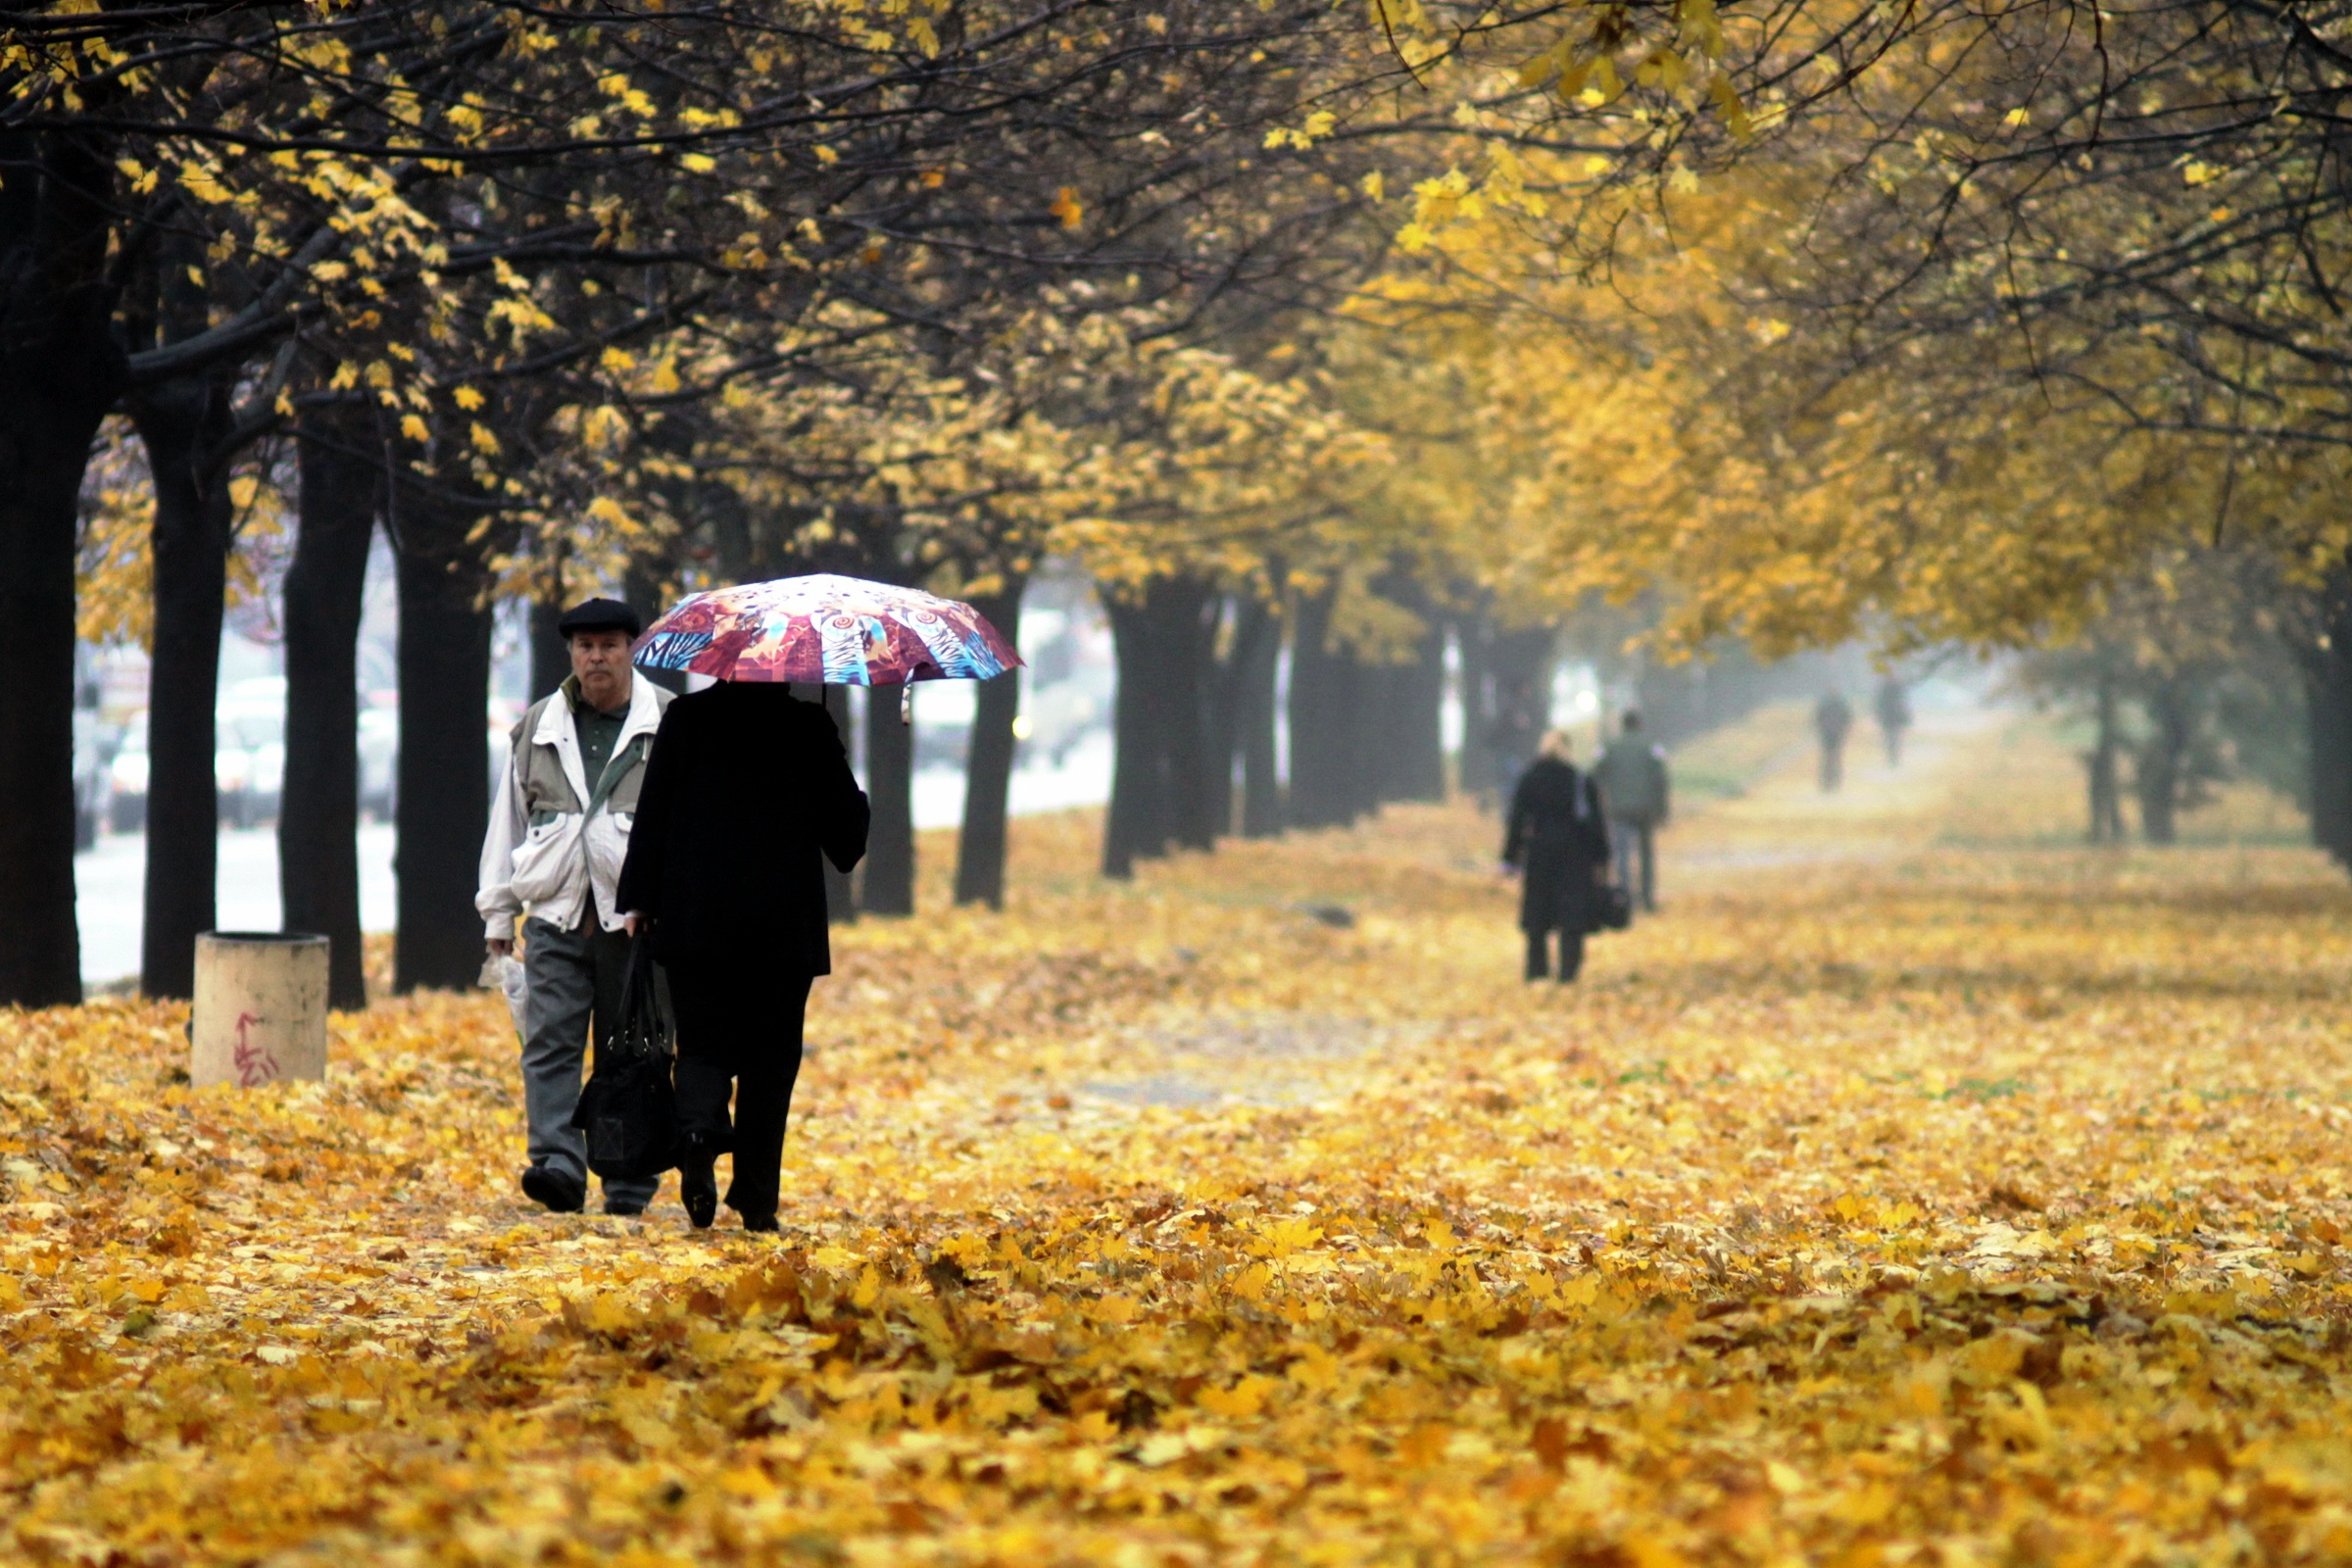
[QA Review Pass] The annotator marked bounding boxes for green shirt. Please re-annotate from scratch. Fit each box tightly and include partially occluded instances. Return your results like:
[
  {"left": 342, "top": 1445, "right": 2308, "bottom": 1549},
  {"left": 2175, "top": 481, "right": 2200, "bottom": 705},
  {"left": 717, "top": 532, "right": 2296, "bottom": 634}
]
[{"left": 573, "top": 688, "right": 629, "bottom": 798}]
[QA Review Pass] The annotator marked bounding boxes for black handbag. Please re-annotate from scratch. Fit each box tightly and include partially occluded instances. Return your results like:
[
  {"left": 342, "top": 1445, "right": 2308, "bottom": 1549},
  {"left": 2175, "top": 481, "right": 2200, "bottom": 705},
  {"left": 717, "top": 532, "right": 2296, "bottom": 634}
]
[
  {"left": 1596, "top": 883, "right": 1634, "bottom": 931},
  {"left": 568, "top": 937, "right": 678, "bottom": 1180}
]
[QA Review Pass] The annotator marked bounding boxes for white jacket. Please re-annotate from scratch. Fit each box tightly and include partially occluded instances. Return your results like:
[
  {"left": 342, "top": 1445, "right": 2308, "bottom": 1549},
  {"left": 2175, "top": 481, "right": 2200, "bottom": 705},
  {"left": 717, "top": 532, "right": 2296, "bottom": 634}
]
[{"left": 476, "top": 675, "right": 669, "bottom": 938}]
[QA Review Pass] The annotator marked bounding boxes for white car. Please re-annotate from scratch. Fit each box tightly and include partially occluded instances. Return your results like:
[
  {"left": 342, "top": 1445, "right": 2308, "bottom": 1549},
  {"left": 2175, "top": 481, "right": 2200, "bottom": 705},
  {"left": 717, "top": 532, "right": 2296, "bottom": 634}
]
[
  {"left": 217, "top": 677, "right": 288, "bottom": 828},
  {"left": 107, "top": 711, "right": 150, "bottom": 833}
]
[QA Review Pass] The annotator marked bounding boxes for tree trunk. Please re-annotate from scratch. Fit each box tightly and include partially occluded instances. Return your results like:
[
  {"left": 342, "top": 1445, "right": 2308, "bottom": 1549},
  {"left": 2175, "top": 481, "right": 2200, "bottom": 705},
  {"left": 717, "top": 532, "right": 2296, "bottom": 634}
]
[
  {"left": 1102, "top": 596, "right": 1166, "bottom": 879},
  {"left": 1235, "top": 597, "right": 1283, "bottom": 837},
  {"left": 392, "top": 494, "right": 496, "bottom": 992},
  {"left": 1163, "top": 584, "right": 1219, "bottom": 854},
  {"left": 955, "top": 580, "right": 1026, "bottom": 908},
  {"left": 1286, "top": 588, "right": 1361, "bottom": 829},
  {"left": 129, "top": 369, "right": 238, "bottom": 999},
  {"left": 2086, "top": 673, "right": 2125, "bottom": 846},
  {"left": 2301, "top": 576, "right": 2352, "bottom": 870},
  {"left": 0, "top": 127, "right": 122, "bottom": 1006},
  {"left": 529, "top": 571, "right": 570, "bottom": 701},
  {"left": 1102, "top": 578, "right": 1216, "bottom": 874},
  {"left": 2135, "top": 677, "right": 2188, "bottom": 846},
  {"left": 280, "top": 420, "right": 377, "bottom": 1009},
  {"left": 1383, "top": 612, "right": 1448, "bottom": 804},
  {"left": 821, "top": 684, "right": 858, "bottom": 922},
  {"left": 862, "top": 683, "right": 916, "bottom": 915}
]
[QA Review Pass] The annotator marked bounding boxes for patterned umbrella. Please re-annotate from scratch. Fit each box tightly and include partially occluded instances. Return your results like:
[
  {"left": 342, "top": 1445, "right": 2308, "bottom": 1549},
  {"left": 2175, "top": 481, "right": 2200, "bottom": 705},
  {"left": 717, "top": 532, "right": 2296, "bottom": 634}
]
[{"left": 632, "top": 574, "right": 1020, "bottom": 692}]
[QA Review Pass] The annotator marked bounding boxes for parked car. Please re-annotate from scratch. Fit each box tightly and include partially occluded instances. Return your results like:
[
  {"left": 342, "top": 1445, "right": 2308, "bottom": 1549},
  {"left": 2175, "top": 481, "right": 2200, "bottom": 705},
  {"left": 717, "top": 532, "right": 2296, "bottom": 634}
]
[
  {"left": 71, "top": 700, "right": 110, "bottom": 850},
  {"left": 107, "top": 710, "right": 149, "bottom": 833},
  {"left": 217, "top": 677, "right": 287, "bottom": 828},
  {"left": 359, "top": 706, "right": 399, "bottom": 820}
]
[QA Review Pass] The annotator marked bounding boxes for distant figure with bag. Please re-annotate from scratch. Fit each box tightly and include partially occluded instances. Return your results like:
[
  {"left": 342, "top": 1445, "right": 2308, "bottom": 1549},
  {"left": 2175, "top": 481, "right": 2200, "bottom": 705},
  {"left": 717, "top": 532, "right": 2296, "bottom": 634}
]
[
  {"left": 1815, "top": 690, "right": 1853, "bottom": 794},
  {"left": 1592, "top": 710, "right": 1670, "bottom": 914},
  {"left": 1875, "top": 677, "right": 1912, "bottom": 768},
  {"left": 617, "top": 682, "right": 868, "bottom": 1232},
  {"left": 477, "top": 599, "right": 672, "bottom": 1216},
  {"left": 1502, "top": 729, "right": 1614, "bottom": 983}
]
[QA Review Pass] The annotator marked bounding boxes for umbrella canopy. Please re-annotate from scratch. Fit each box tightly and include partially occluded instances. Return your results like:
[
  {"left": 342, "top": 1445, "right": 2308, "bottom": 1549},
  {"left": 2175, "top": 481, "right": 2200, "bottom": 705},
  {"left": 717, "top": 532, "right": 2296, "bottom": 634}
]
[{"left": 633, "top": 573, "right": 1020, "bottom": 686}]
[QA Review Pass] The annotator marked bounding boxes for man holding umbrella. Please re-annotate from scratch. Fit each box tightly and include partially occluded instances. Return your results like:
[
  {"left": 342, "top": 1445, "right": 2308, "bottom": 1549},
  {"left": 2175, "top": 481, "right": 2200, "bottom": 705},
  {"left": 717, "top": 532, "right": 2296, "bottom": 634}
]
[{"left": 477, "top": 598, "right": 672, "bottom": 1216}]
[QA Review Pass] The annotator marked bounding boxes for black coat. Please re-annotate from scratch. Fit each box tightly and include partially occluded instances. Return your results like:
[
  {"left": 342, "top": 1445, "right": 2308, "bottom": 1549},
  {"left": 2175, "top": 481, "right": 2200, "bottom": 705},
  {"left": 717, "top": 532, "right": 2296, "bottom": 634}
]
[
  {"left": 615, "top": 683, "right": 869, "bottom": 973},
  {"left": 1502, "top": 757, "right": 1609, "bottom": 935}
]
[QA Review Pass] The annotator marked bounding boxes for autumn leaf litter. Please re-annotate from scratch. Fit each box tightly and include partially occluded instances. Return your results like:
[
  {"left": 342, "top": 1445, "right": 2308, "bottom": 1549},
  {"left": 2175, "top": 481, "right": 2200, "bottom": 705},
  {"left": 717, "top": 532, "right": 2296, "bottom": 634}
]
[{"left": 4, "top": 704, "right": 2352, "bottom": 1564}]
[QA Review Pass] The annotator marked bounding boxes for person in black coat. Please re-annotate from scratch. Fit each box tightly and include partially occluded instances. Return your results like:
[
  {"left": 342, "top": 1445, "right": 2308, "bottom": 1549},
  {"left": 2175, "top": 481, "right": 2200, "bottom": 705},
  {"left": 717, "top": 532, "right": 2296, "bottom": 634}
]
[
  {"left": 616, "top": 681, "right": 869, "bottom": 1230},
  {"left": 1501, "top": 729, "right": 1611, "bottom": 982}
]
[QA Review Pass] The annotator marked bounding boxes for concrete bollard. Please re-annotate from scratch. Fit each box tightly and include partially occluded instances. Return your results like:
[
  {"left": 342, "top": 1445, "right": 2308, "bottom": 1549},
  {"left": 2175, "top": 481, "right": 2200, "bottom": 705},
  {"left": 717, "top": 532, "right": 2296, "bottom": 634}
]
[{"left": 191, "top": 932, "right": 331, "bottom": 1089}]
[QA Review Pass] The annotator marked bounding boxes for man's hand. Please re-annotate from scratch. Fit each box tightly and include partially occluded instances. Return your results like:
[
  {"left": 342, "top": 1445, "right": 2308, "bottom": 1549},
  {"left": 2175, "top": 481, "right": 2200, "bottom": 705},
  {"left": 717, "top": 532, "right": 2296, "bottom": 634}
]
[
  {"left": 486, "top": 937, "right": 513, "bottom": 957},
  {"left": 623, "top": 912, "right": 644, "bottom": 938}
]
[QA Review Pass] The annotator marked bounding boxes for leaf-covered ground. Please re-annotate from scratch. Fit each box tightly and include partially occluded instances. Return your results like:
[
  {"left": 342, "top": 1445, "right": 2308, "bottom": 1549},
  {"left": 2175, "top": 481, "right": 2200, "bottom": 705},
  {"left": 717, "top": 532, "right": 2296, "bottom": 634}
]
[{"left": 6, "top": 703, "right": 2351, "bottom": 1565}]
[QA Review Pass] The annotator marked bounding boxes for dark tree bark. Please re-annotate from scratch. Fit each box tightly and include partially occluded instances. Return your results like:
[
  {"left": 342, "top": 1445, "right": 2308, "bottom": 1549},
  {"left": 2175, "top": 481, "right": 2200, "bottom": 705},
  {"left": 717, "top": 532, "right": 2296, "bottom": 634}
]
[
  {"left": 1102, "top": 577, "right": 1217, "bottom": 876},
  {"left": 280, "top": 419, "right": 378, "bottom": 1009},
  {"left": 2086, "top": 671, "right": 2125, "bottom": 845},
  {"left": 862, "top": 683, "right": 916, "bottom": 915},
  {"left": 0, "top": 127, "right": 122, "bottom": 1006},
  {"left": 1102, "top": 596, "right": 1167, "bottom": 878},
  {"left": 1164, "top": 586, "right": 1220, "bottom": 854},
  {"left": 1235, "top": 596, "right": 1284, "bottom": 838},
  {"left": 2301, "top": 575, "right": 2352, "bottom": 870},
  {"left": 128, "top": 366, "right": 239, "bottom": 999},
  {"left": 528, "top": 570, "right": 570, "bottom": 702},
  {"left": 820, "top": 684, "right": 858, "bottom": 922},
  {"left": 1381, "top": 607, "right": 1448, "bottom": 805},
  {"left": 2134, "top": 674, "right": 2195, "bottom": 846},
  {"left": 1285, "top": 587, "right": 1361, "bottom": 830},
  {"left": 392, "top": 492, "right": 496, "bottom": 992},
  {"left": 955, "top": 580, "right": 1026, "bottom": 909}
]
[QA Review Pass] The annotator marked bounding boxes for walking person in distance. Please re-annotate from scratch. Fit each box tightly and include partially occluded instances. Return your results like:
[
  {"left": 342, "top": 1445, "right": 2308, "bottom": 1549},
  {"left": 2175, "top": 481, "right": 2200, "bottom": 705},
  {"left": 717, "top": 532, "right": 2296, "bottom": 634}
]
[
  {"left": 1592, "top": 710, "right": 1670, "bottom": 914},
  {"left": 1815, "top": 690, "right": 1854, "bottom": 794},
  {"left": 616, "top": 681, "right": 869, "bottom": 1232},
  {"left": 1502, "top": 729, "right": 1612, "bottom": 983},
  {"left": 477, "top": 599, "right": 672, "bottom": 1216},
  {"left": 1875, "top": 677, "right": 1912, "bottom": 768}
]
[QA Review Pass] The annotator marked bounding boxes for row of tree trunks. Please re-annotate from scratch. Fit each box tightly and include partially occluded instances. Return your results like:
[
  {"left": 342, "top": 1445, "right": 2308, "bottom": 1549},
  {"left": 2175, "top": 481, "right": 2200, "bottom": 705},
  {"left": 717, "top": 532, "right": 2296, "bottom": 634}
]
[
  {"left": 1102, "top": 577, "right": 1219, "bottom": 877},
  {"left": 1456, "top": 619, "right": 1552, "bottom": 804},
  {"left": 0, "top": 127, "right": 123, "bottom": 1007},
  {"left": 279, "top": 419, "right": 379, "bottom": 1010},
  {"left": 1100, "top": 578, "right": 1458, "bottom": 877},
  {"left": 1233, "top": 597, "right": 1283, "bottom": 839}
]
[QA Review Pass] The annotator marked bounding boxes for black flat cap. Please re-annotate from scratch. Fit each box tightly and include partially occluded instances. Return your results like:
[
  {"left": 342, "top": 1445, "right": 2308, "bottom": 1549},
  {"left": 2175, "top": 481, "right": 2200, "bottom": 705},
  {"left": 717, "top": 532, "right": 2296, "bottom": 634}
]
[{"left": 558, "top": 598, "right": 641, "bottom": 639}]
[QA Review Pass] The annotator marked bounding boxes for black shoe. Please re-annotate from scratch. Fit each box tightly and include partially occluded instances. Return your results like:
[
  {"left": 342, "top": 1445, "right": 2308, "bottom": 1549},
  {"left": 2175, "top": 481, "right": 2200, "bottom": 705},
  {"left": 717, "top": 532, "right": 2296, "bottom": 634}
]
[
  {"left": 520, "top": 1163, "right": 585, "bottom": 1213},
  {"left": 740, "top": 1213, "right": 779, "bottom": 1233},
  {"left": 679, "top": 1142, "right": 717, "bottom": 1230},
  {"left": 605, "top": 1197, "right": 647, "bottom": 1217}
]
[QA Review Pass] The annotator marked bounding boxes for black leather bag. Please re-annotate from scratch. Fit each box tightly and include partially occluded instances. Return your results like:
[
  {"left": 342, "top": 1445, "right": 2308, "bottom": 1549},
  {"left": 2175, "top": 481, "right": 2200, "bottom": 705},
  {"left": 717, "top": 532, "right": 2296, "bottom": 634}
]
[
  {"left": 1596, "top": 883, "right": 1634, "bottom": 932},
  {"left": 568, "top": 938, "right": 677, "bottom": 1180}
]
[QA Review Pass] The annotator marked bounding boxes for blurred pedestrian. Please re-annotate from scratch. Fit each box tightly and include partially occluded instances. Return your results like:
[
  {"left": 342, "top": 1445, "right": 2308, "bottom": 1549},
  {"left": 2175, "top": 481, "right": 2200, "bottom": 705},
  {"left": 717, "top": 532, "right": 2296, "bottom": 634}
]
[
  {"left": 1875, "top": 677, "right": 1912, "bottom": 767},
  {"left": 1502, "top": 729, "right": 1611, "bottom": 983},
  {"left": 616, "top": 682, "right": 869, "bottom": 1232},
  {"left": 1592, "top": 710, "right": 1670, "bottom": 913},
  {"left": 1815, "top": 691, "right": 1853, "bottom": 793},
  {"left": 477, "top": 599, "right": 671, "bottom": 1216}
]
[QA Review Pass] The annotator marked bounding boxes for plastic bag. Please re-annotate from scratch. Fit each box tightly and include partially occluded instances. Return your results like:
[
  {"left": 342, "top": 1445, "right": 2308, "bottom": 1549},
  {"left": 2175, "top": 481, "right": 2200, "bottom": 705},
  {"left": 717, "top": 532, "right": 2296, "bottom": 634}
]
[
  {"left": 478, "top": 953, "right": 529, "bottom": 1037},
  {"left": 567, "top": 938, "right": 677, "bottom": 1180}
]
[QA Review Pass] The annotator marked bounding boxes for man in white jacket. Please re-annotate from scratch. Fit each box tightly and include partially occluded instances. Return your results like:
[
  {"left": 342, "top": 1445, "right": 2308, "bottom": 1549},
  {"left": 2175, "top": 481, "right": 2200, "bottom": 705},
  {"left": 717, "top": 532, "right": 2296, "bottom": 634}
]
[{"left": 477, "top": 599, "right": 673, "bottom": 1214}]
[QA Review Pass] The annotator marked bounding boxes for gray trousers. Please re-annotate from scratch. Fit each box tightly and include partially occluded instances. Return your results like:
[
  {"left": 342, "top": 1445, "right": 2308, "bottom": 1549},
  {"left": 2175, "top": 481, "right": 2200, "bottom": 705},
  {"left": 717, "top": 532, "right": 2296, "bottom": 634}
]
[
  {"left": 520, "top": 914, "right": 659, "bottom": 1206},
  {"left": 1608, "top": 818, "right": 1657, "bottom": 911}
]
